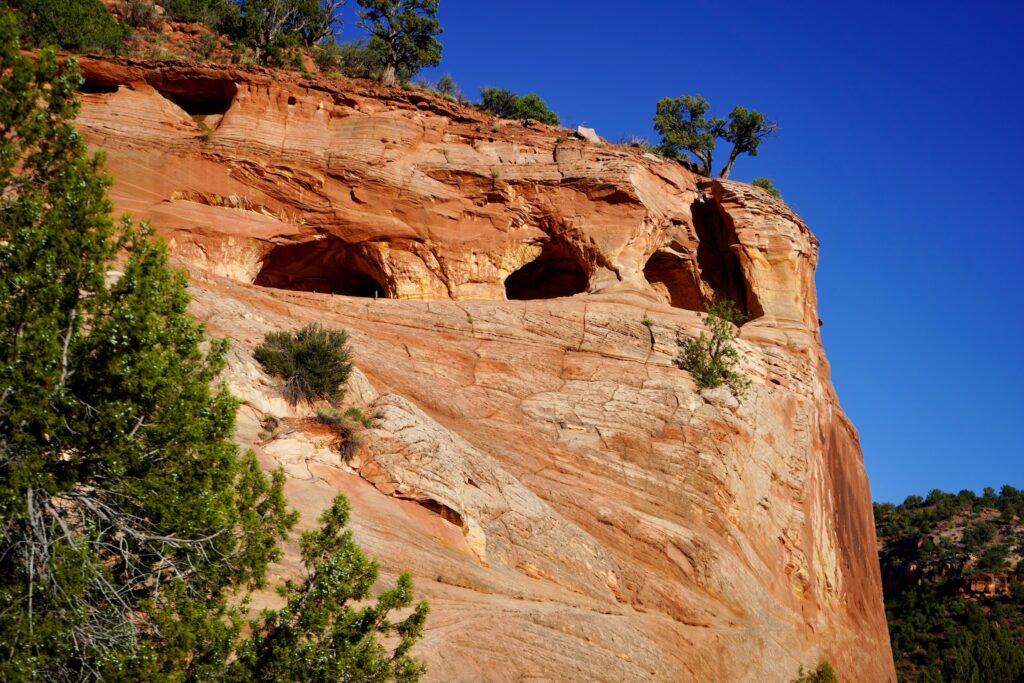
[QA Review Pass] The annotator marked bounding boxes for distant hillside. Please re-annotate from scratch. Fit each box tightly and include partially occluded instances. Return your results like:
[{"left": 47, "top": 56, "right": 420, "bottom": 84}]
[{"left": 876, "top": 487, "right": 1024, "bottom": 682}]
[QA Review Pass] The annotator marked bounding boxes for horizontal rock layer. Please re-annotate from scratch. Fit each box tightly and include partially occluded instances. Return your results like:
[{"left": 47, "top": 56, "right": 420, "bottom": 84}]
[{"left": 75, "top": 59, "right": 895, "bottom": 682}]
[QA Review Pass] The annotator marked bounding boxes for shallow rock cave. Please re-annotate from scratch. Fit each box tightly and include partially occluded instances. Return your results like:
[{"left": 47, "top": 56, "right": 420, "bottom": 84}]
[
  {"left": 253, "top": 238, "right": 390, "bottom": 298},
  {"left": 149, "top": 77, "right": 238, "bottom": 117},
  {"left": 644, "top": 199, "right": 760, "bottom": 318},
  {"left": 504, "top": 239, "right": 589, "bottom": 300},
  {"left": 643, "top": 250, "right": 704, "bottom": 311}
]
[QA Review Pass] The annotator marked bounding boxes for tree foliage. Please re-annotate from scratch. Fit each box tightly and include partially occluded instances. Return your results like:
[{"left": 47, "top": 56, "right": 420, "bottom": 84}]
[
  {"left": 5, "top": 0, "right": 128, "bottom": 53},
  {"left": 0, "top": 17, "right": 427, "bottom": 679},
  {"left": 232, "top": 0, "right": 345, "bottom": 64},
  {"left": 676, "top": 300, "right": 750, "bottom": 398},
  {"left": 753, "top": 177, "right": 782, "bottom": 198},
  {"left": 877, "top": 486, "right": 1024, "bottom": 682},
  {"left": 480, "top": 87, "right": 560, "bottom": 125},
  {"left": 357, "top": 0, "right": 442, "bottom": 86},
  {"left": 254, "top": 323, "right": 354, "bottom": 405},
  {"left": 792, "top": 662, "right": 839, "bottom": 683},
  {"left": 653, "top": 95, "right": 722, "bottom": 176},
  {"left": 654, "top": 94, "right": 776, "bottom": 178},
  {"left": 226, "top": 496, "right": 429, "bottom": 682},
  {"left": 0, "top": 15, "right": 295, "bottom": 678}
]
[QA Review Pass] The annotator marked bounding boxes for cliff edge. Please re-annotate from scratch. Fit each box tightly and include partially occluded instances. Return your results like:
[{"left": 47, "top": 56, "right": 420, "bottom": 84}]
[{"left": 74, "top": 59, "right": 895, "bottom": 682}]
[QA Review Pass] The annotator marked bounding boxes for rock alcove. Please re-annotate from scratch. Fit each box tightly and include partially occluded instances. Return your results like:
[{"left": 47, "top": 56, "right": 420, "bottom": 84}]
[
  {"left": 504, "top": 238, "right": 589, "bottom": 300},
  {"left": 253, "top": 238, "right": 390, "bottom": 298},
  {"left": 643, "top": 198, "right": 761, "bottom": 319}
]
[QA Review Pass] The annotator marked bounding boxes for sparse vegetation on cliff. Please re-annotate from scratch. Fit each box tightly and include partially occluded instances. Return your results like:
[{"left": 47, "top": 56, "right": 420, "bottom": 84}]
[
  {"left": 480, "top": 87, "right": 560, "bottom": 125},
  {"left": 877, "top": 486, "right": 1024, "bottom": 682},
  {"left": 0, "top": 19, "right": 427, "bottom": 678},
  {"left": 676, "top": 300, "right": 750, "bottom": 398},
  {"left": 753, "top": 177, "right": 782, "bottom": 198},
  {"left": 654, "top": 95, "right": 776, "bottom": 178},
  {"left": 792, "top": 662, "right": 839, "bottom": 683},
  {"left": 255, "top": 323, "right": 355, "bottom": 405}
]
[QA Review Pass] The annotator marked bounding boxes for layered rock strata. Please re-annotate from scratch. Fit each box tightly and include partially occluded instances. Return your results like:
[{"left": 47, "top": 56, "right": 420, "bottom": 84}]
[{"left": 75, "top": 59, "right": 895, "bottom": 682}]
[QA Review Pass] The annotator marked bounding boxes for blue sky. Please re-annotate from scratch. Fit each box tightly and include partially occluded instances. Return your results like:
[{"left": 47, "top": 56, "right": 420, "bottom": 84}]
[{"left": 343, "top": 0, "right": 1024, "bottom": 503}]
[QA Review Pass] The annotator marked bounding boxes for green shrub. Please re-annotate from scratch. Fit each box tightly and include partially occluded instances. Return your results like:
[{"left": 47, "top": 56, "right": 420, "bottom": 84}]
[
  {"left": 676, "top": 300, "right": 750, "bottom": 398},
  {"left": 436, "top": 73, "right": 460, "bottom": 100},
  {"left": 9, "top": 0, "right": 129, "bottom": 53},
  {"left": 314, "top": 408, "right": 366, "bottom": 460},
  {"left": 753, "top": 177, "right": 782, "bottom": 198},
  {"left": 254, "top": 323, "right": 354, "bottom": 405},
  {"left": 480, "top": 87, "right": 559, "bottom": 125},
  {"left": 165, "top": 0, "right": 238, "bottom": 26},
  {"left": 792, "top": 662, "right": 839, "bottom": 683}
]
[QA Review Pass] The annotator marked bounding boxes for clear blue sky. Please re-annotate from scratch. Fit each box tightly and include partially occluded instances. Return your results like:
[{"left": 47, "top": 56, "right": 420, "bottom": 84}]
[{"left": 342, "top": 0, "right": 1024, "bottom": 504}]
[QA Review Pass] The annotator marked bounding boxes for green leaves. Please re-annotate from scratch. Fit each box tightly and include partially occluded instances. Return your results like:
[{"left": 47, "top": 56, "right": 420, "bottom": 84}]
[
  {"left": 676, "top": 300, "right": 750, "bottom": 399},
  {"left": 254, "top": 323, "right": 354, "bottom": 405},
  {"left": 6, "top": 0, "right": 129, "bottom": 53},
  {"left": 480, "top": 88, "right": 560, "bottom": 125},
  {"left": 654, "top": 94, "right": 776, "bottom": 178},
  {"left": 357, "top": 0, "right": 443, "bottom": 85},
  {"left": 227, "top": 495, "right": 430, "bottom": 683}
]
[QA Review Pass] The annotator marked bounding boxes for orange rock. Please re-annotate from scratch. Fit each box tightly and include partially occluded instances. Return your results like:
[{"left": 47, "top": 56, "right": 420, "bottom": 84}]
[{"left": 76, "top": 60, "right": 896, "bottom": 682}]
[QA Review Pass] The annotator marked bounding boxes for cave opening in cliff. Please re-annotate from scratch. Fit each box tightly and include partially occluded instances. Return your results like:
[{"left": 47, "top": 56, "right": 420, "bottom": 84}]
[
  {"left": 643, "top": 249, "right": 705, "bottom": 311},
  {"left": 253, "top": 238, "right": 390, "bottom": 298},
  {"left": 504, "top": 239, "right": 588, "bottom": 300},
  {"left": 78, "top": 79, "right": 119, "bottom": 95},
  {"left": 689, "top": 198, "right": 760, "bottom": 318},
  {"left": 150, "top": 78, "right": 238, "bottom": 117}
]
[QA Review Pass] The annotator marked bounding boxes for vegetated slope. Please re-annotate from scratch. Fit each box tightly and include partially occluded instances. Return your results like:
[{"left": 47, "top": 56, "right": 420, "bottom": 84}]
[
  {"left": 72, "top": 56, "right": 896, "bottom": 682},
  {"left": 876, "top": 487, "right": 1024, "bottom": 682}
]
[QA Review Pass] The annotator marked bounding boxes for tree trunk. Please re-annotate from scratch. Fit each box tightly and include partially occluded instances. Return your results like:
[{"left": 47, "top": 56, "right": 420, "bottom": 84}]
[
  {"left": 719, "top": 148, "right": 740, "bottom": 179},
  {"left": 381, "top": 63, "right": 397, "bottom": 87}
]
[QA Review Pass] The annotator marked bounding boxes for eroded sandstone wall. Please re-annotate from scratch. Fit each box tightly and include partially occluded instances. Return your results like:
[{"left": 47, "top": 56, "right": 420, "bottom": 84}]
[{"left": 74, "top": 59, "right": 895, "bottom": 682}]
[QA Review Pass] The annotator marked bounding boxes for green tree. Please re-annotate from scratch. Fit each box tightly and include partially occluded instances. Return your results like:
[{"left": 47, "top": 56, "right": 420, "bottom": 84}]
[
  {"left": 653, "top": 95, "right": 723, "bottom": 176},
  {"left": 480, "top": 87, "right": 559, "bottom": 125},
  {"left": 6, "top": 0, "right": 127, "bottom": 53},
  {"left": 357, "top": 0, "right": 443, "bottom": 86},
  {"left": 236, "top": 0, "right": 345, "bottom": 64},
  {"left": 0, "top": 14, "right": 295, "bottom": 678},
  {"left": 0, "top": 16, "right": 427, "bottom": 680},
  {"left": 676, "top": 300, "right": 750, "bottom": 398},
  {"left": 719, "top": 106, "right": 777, "bottom": 179},
  {"left": 226, "top": 496, "right": 429, "bottom": 682}
]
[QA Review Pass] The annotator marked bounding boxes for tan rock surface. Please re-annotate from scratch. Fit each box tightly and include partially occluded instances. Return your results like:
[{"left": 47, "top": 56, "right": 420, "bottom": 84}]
[{"left": 75, "top": 60, "right": 895, "bottom": 682}]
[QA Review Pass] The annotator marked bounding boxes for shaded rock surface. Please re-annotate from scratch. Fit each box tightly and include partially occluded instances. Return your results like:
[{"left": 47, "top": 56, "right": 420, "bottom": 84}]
[{"left": 75, "top": 59, "right": 895, "bottom": 682}]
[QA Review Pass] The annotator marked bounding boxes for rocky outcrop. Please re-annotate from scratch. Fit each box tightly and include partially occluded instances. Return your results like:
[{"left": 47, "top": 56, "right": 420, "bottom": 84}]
[{"left": 75, "top": 59, "right": 895, "bottom": 682}]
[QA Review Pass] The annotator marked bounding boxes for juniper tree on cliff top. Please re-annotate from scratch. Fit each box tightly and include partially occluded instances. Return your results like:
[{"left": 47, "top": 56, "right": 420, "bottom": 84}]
[
  {"left": 0, "top": 14, "right": 427, "bottom": 680},
  {"left": 654, "top": 95, "right": 776, "bottom": 178},
  {"left": 357, "top": 0, "right": 443, "bottom": 86}
]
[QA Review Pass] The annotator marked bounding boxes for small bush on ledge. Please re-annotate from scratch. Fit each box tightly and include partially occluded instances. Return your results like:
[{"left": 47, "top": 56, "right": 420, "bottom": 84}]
[
  {"left": 676, "top": 300, "right": 750, "bottom": 399},
  {"left": 254, "top": 323, "right": 353, "bottom": 405}
]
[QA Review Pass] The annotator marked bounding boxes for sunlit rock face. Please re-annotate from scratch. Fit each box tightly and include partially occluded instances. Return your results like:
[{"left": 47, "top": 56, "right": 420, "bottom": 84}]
[{"left": 76, "top": 58, "right": 896, "bottom": 682}]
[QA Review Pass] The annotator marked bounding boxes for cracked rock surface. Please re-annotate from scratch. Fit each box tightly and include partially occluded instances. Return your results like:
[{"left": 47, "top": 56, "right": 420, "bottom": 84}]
[{"left": 77, "top": 60, "right": 895, "bottom": 682}]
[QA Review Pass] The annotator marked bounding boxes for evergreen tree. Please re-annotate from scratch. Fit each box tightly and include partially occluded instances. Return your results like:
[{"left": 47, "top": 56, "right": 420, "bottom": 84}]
[
  {"left": 357, "top": 0, "right": 442, "bottom": 86},
  {"left": 0, "top": 13, "right": 295, "bottom": 679},
  {"left": 0, "top": 15, "right": 428, "bottom": 680},
  {"left": 653, "top": 95, "right": 723, "bottom": 176}
]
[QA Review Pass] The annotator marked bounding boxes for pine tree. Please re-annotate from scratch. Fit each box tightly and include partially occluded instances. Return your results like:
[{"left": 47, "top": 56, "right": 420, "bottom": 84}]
[
  {"left": 0, "top": 13, "right": 296, "bottom": 679},
  {"left": 0, "top": 14, "right": 427, "bottom": 680}
]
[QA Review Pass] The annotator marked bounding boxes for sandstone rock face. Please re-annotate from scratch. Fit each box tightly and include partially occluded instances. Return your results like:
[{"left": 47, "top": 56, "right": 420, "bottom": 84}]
[{"left": 75, "top": 60, "right": 895, "bottom": 682}]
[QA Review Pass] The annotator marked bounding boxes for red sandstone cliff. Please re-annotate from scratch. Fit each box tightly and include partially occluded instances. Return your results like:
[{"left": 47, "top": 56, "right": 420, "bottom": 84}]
[{"left": 74, "top": 58, "right": 896, "bottom": 682}]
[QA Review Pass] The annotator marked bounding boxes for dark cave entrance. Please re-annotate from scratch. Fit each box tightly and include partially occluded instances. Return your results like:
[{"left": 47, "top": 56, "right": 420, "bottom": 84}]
[
  {"left": 253, "top": 238, "right": 390, "bottom": 298},
  {"left": 504, "top": 239, "right": 589, "bottom": 300},
  {"left": 643, "top": 199, "right": 760, "bottom": 318},
  {"left": 149, "top": 77, "right": 238, "bottom": 117}
]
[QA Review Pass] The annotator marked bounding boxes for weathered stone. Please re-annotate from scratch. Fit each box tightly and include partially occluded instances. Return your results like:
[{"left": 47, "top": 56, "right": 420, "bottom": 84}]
[{"left": 76, "top": 60, "right": 895, "bottom": 682}]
